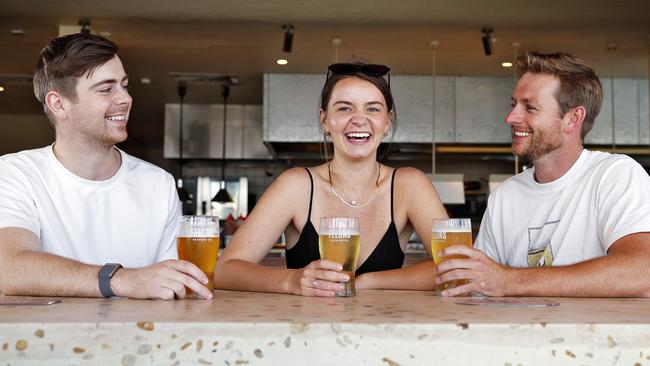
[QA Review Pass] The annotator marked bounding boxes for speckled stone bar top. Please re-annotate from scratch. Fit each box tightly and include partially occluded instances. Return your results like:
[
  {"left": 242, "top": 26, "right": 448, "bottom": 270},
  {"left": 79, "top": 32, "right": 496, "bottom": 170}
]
[{"left": 1, "top": 290, "right": 650, "bottom": 365}]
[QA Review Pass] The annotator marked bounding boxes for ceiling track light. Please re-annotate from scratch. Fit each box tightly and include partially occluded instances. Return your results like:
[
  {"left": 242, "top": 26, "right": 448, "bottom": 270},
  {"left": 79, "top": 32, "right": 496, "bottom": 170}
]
[
  {"left": 282, "top": 24, "right": 294, "bottom": 53},
  {"left": 169, "top": 72, "right": 240, "bottom": 86},
  {"left": 481, "top": 27, "right": 494, "bottom": 56}
]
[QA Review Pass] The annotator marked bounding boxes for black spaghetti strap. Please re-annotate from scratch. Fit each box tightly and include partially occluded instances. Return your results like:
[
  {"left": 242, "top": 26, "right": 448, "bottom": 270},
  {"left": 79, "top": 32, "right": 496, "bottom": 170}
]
[
  {"left": 304, "top": 168, "right": 314, "bottom": 219},
  {"left": 390, "top": 168, "right": 398, "bottom": 222}
]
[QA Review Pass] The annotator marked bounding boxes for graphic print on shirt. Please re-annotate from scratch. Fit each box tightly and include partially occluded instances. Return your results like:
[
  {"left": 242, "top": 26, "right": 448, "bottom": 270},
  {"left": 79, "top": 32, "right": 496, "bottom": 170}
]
[{"left": 527, "top": 220, "right": 560, "bottom": 266}]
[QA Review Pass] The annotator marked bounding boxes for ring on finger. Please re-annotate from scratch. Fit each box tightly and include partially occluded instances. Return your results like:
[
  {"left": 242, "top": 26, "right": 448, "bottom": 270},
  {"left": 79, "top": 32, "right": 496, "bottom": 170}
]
[{"left": 312, "top": 280, "right": 318, "bottom": 287}]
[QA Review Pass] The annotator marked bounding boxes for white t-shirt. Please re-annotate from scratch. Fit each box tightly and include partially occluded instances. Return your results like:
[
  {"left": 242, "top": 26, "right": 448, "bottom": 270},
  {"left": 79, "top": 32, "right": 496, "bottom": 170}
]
[
  {"left": 0, "top": 145, "right": 181, "bottom": 268},
  {"left": 476, "top": 149, "right": 650, "bottom": 267}
]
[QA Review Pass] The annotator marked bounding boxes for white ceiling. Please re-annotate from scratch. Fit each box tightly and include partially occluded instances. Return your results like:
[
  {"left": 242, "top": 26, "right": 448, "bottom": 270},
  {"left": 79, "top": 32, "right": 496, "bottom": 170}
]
[{"left": 1, "top": 0, "right": 649, "bottom": 146}]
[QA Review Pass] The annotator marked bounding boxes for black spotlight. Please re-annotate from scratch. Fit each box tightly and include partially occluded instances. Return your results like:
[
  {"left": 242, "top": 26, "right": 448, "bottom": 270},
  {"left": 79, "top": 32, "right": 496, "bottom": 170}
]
[
  {"left": 481, "top": 27, "right": 494, "bottom": 56},
  {"left": 79, "top": 19, "right": 91, "bottom": 35},
  {"left": 282, "top": 24, "right": 294, "bottom": 53}
]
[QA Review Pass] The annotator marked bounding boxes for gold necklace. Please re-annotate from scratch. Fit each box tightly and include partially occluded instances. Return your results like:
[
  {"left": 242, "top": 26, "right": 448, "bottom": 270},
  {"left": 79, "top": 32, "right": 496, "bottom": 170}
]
[{"left": 328, "top": 161, "right": 380, "bottom": 209}]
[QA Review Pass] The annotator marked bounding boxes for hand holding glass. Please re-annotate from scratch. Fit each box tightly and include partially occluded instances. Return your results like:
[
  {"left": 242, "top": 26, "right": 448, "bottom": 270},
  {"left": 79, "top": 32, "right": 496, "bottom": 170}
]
[
  {"left": 318, "top": 217, "right": 360, "bottom": 297},
  {"left": 177, "top": 215, "right": 220, "bottom": 296},
  {"left": 431, "top": 218, "right": 473, "bottom": 294}
]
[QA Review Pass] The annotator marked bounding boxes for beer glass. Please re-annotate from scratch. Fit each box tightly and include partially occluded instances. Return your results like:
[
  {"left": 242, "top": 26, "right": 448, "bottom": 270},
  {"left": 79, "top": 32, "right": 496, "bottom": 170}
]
[
  {"left": 177, "top": 215, "right": 220, "bottom": 296},
  {"left": 431, "top": 218, "right": 472, "bottom": 294},
  {"left": 318, "top": 217, "right": 361, "bottom": 297}
]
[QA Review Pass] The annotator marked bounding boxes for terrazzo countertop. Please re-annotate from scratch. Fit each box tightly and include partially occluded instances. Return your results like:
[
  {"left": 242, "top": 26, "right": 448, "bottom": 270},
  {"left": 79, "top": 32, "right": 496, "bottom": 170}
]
[{"left": 1, "top": 290, "right": 649, "bottom": 365}]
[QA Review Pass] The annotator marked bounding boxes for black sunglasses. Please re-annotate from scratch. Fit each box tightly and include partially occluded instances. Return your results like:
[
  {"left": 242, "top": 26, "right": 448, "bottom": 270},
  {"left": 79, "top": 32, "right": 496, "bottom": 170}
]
[
  {"left": 325, "top": 63, "right": 391, "bottom": 88},
  {"left": 327, "top": 63, "right": 391, "bottom": 77}
]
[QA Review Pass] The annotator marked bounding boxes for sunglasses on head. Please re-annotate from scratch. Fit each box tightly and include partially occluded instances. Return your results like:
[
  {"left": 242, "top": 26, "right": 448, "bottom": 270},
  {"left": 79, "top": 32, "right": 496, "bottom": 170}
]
[
  {"left": 325, "top": 63, "right": 391, "bottom": 89},
  {"left": 327, "top": 63, "right": 391, "bottom": 77}
]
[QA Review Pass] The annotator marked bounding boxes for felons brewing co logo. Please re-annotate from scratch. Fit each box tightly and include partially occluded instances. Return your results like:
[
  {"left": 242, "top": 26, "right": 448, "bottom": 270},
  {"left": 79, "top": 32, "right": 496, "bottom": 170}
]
[
  {"left": 328, "top": 232, "right": 352, "bottom": 243},
  {"left": 433, "top": 231, "right": 447, "bottom": 240}
]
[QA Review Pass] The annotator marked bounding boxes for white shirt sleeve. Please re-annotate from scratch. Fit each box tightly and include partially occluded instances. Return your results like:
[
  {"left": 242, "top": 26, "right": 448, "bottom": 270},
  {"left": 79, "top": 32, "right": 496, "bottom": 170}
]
[
  {"left": 475, "top": 194, "right": 501, "bottom": 263},
  {"left": 597, "top": 158, "right": 650, "bottom": 250},
  {"left": 155, "top": 174, "right": 182, "bottom": 262},
  {"left": 0, "top": 161, "right": 40, "bottom": 236}
]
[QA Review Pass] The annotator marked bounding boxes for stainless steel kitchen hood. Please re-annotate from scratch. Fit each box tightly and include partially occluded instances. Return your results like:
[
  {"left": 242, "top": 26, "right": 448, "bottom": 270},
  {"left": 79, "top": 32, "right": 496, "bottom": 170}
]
[
  {"left": 261, "top": 73, "right": 520, "bottom": 159},
  {"left": 163, "top": 73, "right": 647, "bottom": 161}
]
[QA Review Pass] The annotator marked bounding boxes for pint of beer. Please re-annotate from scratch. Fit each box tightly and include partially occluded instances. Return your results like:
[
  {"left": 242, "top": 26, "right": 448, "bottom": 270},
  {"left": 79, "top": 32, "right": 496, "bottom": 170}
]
[
  {"left": 318, "top": 217, "right": 360, "bottom": 297},
  {"left": 177, "top": 215, "right": 220, "bottom": 296},
  {"left": 431, "top": 218, "right": 472, "bottom": 294}
]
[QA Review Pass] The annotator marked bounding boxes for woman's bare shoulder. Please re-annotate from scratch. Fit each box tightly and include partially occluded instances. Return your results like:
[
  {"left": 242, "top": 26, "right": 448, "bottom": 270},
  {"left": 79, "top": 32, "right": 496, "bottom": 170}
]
[
  {"left": 276, "top": 166, "right": 312, "bottom": 181},
  {"left": 268, "top": 167, "right": 314, "bottom": 194},
  {"left": 267, "top": 165, "right": 330, "bottom": 198},
  {"left": 393, "top": 167, "right": 432, "bottom": 186},
  {"left": 393, "top": 166, "right": 440, "bottom": 199}
]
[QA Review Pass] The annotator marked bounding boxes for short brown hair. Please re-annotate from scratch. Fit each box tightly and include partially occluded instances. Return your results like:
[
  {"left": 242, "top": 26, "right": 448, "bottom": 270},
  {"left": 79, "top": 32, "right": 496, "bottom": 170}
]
[
  {"left": 516, "top": 52, "right": 603, "bottom": 140},
  {"left": 33, "top": 33, "right": 119, "bottom": 120}
]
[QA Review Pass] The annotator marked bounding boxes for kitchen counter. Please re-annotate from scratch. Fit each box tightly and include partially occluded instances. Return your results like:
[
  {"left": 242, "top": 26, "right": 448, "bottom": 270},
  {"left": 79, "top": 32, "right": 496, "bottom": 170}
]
[{"left": 1, "top": 290, "right": 649, "bottom": 365}]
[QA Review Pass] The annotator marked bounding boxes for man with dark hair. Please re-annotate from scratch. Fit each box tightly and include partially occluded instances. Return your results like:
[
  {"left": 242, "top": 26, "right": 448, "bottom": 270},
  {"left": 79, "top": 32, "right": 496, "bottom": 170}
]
[
  {"left": 436, "top": 52, "right": 650, "bottom": 297},
  {"left": 0, "top": 33, "right": 212, "bottom": 300}
]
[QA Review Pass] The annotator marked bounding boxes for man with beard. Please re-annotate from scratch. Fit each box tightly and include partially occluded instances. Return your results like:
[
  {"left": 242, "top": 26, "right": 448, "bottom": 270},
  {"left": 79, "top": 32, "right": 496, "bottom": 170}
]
[
  {"left": 435, "top": 52, "right": 650, "bottom": 297},
  {"left": 0, "top": 33, "right": 212, "bottom": 300}
]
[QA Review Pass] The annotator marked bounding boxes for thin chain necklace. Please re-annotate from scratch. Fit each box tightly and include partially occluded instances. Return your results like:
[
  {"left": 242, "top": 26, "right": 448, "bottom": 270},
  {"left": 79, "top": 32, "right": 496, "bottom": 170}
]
[{"left": 328, "top": 161, "right": 380, "bottom": 209}]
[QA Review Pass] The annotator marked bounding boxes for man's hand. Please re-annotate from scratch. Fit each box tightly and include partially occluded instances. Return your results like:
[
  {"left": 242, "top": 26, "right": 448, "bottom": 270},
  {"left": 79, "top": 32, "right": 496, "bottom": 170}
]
[
  {"left": 111, "top": 260, "right": 213, "bottom": 300},
  {"left": 435, "top": 245, "right": 512, "bottom": 297}
]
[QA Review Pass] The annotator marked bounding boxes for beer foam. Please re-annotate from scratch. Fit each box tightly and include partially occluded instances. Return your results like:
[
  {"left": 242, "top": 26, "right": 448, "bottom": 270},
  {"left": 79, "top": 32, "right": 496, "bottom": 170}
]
[
  {"left": 431, "top": 228, "right": 471, "bottom": 233},
  {"left": 178, "top": 216, "right": 220, "bottom": 237}
]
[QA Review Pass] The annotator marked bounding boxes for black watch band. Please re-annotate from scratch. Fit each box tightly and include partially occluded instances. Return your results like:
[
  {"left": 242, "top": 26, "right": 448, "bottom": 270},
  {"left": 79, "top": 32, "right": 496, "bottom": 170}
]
[{"left": 98, "top": 263, "right": 122, "bottom": 298}]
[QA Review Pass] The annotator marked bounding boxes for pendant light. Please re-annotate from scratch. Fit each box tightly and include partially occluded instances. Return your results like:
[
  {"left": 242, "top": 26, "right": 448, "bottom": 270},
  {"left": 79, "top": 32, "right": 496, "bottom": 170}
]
[
  {"left": 429, "top": 40, "right": 465, "bottom": 204},
  {"left": 332, "top": 38, "right": 342, "bottom": 63},
  {"left": 212, "top": 84, "right": 234, "bottom": 203},
  {"left": 607, "top": 42, "right": 617, "bottom": 151},
  {"left": 176, "top": 82, "right": 191, "bottom": 203},
  {"left": 512, "top": 42, "right": 520, "bottom": 174},
  {"left": 431, "top": 40, "right": 438, "bottom": 174}
]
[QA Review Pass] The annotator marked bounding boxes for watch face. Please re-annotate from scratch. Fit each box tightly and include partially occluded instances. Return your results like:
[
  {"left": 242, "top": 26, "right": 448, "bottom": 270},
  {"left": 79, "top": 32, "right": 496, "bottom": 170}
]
[{"left": 107, "top": 263, "right": 122, "bottom": 277}]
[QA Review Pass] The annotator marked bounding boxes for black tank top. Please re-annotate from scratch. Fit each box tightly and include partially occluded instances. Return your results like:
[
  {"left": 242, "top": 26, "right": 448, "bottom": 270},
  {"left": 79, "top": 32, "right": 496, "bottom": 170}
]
[{"left": 285, "top": 168, "right": 404, "bottom": 276}]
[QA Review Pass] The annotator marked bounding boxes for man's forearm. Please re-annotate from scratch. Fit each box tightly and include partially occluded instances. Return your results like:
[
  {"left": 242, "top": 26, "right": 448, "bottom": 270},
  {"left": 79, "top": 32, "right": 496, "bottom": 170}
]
[
  {"left": 0, "top": 250, "right": 101, "bottom": 297},
  {"left": 506, "top": 254, "right": 650, "bottom": 297}
]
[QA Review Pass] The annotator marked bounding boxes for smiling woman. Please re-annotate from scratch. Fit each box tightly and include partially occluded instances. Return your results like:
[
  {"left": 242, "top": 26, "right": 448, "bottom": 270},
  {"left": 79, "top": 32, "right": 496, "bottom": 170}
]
[{"left": 214, "top": 62, "right": 449, "bottom": 297}]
